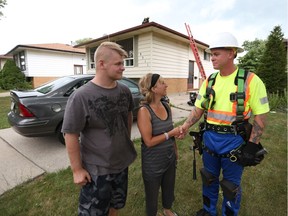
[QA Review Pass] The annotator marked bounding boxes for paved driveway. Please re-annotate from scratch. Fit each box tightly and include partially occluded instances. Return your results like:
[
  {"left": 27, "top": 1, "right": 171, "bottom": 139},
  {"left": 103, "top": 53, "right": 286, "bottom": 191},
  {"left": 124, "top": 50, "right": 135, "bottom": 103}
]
[{"left": 0, "top": 128, "right": 69, "bottom": 195}]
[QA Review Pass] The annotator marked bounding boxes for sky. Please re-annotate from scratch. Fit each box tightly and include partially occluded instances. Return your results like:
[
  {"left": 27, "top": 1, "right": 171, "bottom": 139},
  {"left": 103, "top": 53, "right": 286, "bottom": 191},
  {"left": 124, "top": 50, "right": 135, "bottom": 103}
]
[{"left": 0, "top": 0, "right": 287, "bottom": 55}]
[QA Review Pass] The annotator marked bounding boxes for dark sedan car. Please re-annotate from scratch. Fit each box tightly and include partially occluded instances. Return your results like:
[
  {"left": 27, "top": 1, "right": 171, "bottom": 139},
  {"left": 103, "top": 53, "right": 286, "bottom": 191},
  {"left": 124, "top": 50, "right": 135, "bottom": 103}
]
[{"left": 7, "top": 75, "right": 143, "bottom": 144}]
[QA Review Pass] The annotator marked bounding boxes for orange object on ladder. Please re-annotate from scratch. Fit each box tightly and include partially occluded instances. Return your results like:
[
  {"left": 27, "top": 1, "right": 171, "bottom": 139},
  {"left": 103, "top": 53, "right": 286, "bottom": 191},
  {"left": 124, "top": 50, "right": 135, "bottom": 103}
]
[{"left": 185, "top": 23, "right": 207, "bottom": 80}]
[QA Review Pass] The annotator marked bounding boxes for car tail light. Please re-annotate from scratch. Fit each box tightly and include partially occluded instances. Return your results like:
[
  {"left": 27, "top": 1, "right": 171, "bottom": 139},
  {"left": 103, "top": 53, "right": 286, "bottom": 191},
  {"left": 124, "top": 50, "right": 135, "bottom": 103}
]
[{"left": 19, "top": 103, "right": 35, "bottom": 117}]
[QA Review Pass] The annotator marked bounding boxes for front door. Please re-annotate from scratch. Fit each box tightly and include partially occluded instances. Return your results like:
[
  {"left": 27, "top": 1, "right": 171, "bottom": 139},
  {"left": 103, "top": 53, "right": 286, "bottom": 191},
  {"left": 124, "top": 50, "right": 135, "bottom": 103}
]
[{"left": 187, "top": 60, "right": 194, "bottom": 90}]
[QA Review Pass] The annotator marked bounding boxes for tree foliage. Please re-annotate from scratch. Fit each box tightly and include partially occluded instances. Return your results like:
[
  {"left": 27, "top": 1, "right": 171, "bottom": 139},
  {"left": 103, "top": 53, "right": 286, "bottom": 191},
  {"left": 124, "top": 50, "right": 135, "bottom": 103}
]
[
  {"left": 257, "top": 26, "right": 287, "bottom": 94},
  {"left": 0, "top": 60, "right": 32, "bottom": 90},
  {"left": 238, "top": 39, "right": 266, "bottom": 73},
  {"left": 74, "top": 38, "right": 93, "bottom": 45},
  {"left": 0, "top": 0, "right": 7, "bottom": 18}
]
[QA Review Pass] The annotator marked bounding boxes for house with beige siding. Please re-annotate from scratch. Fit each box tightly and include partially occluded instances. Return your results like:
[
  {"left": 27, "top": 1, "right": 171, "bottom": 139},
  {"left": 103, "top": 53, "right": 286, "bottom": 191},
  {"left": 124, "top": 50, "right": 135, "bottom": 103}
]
[
  {"left": 76, "top": 21, "right": 213, "bottom": 94},
  {"left": 5, "top": 43, "right": 86, "bottom": 87}
]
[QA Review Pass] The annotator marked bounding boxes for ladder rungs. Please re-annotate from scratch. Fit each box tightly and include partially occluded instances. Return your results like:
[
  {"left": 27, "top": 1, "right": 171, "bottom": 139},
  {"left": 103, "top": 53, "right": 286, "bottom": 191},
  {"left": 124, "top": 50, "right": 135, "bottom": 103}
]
[{"left": 185, "top": 23, "right": 207, "bottom": 79}]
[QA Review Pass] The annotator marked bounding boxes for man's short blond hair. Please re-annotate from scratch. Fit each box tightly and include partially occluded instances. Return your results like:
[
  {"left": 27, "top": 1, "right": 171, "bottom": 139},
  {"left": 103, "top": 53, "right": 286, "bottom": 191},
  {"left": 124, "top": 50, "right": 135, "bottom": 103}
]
[{"left": 94, "top": 41, "right": 128, "bottom": 63}]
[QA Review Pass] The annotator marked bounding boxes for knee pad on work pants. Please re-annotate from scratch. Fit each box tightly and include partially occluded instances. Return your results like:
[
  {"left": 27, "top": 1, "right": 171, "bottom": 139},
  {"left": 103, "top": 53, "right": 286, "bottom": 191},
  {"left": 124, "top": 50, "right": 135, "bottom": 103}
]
[
  {"left": 200, "top": 167, "right": 218, "bottom": 210},
  {"left": 200, "top": 168, "right": 217, "bottom": 186},
  {"left": 220, "top": 179, "right": 239, "bottom": 201},
  {"left": 220, "top": 179, "right": 242, "bottom": 216}
]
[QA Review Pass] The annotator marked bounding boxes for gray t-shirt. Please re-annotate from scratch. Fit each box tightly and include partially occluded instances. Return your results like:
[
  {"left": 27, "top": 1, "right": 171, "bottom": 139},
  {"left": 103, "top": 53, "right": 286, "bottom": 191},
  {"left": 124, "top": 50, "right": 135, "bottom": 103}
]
[{"left": 62, "top": 81, "right": 137, "bottom": 175}]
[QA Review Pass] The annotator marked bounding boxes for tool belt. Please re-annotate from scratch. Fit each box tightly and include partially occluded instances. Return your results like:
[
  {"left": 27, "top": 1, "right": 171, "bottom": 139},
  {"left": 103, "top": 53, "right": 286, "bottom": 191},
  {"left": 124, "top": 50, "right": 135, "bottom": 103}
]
[
  {"left": 205, "top": 123, "right": 236, "bottom": 133},
  {"left": 191, "top": 121, "right": 251, "bottom": 162},
  {"left": 204, "top": 121, "right": 250, "bottom": 137},
  {"left": 203, "top": 145, "right": 242, "bottom": 162}
]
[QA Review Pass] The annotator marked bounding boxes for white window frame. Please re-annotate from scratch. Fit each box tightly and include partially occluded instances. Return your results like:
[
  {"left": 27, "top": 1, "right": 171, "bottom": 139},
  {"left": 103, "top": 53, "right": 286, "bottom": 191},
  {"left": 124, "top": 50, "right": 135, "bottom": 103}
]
[
  {"left": 88, "top": 37, "right": 134, "bottom": 70},
  {"left": 204, "top": 51, "right": 211, "bottom": 61}
]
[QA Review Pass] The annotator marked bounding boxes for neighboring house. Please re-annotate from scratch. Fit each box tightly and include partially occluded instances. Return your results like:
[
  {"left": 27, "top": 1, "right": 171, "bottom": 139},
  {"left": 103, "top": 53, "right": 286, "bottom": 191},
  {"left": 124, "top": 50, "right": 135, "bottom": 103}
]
[
  {"left": 0, "top": 55, "right": 13, "bottom": 70},
  {"left": 76, "top": 21, "right": 214, "bottom": 94},
  {"left": 5, "top": 43, "right": 86, "bottom": 87}
]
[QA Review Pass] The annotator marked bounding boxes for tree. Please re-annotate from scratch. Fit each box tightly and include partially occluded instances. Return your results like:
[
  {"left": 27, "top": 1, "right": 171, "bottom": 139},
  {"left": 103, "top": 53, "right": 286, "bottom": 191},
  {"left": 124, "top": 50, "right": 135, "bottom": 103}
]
[
  {"left": 0, "top": 0, "right": 7, "bottom": 19},
  {"left": 0, "top": 59, "right": 32, "bottom": 90},
  {"left": 257, "top": 26, "right": 287, "bottom": 94},
  {"left": 73, "top": 38, "right": 93, "bottom": 46},
  {"left": 238, "top": 39, "right": 266, "bottom": 72}
]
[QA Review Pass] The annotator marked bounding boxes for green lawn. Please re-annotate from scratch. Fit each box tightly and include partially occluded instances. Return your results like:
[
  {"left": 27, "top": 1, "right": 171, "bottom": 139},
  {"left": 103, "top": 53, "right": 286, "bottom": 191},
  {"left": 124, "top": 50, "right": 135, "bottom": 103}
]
[
  {"left": 0, "top": 95, "right": 287, "bottom": 216},
  {"left": 0, "top": 96, "right": 11, "bottom": 129}
]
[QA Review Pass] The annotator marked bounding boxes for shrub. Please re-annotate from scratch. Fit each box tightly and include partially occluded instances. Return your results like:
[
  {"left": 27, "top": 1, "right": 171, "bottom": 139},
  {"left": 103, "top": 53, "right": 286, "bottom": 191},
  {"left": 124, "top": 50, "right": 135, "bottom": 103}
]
[
  {"left": 0, "top": 59, "right": 32, "bottom": 90},
  {"left": 268, "top": 89, "right": 287, "bottom": 112}
]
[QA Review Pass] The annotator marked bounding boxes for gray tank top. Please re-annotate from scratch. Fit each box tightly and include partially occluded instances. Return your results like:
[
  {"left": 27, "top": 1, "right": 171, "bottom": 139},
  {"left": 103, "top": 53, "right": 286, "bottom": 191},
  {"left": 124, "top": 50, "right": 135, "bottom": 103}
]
[{"left": 141, "top": 102, "right": 176, "bottom": 180}]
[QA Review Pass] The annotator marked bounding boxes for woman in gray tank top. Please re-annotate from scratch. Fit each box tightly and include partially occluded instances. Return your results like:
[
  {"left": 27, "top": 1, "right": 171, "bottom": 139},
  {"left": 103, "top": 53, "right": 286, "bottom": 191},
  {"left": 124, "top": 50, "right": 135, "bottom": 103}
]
[{"left": 137, "top": 73, "right": 181, "bottom": 216}]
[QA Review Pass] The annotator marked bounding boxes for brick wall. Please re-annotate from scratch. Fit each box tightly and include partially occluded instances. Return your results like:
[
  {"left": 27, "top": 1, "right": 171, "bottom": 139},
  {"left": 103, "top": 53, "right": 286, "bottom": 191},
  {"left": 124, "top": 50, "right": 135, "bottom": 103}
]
[{"left": 32, "top": 77, "right": 59, "bottom": 88}]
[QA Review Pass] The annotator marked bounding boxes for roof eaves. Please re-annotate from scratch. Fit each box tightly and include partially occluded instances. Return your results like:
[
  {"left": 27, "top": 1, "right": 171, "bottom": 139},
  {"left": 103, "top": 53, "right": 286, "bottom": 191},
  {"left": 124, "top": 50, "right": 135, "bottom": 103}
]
[
  {"left": 75, "top": 22, "right": 208, "bottom": 48},
  {"left": 0, "top": 55, "right": 13, "bottom": 59},
  {"left": 6, "top": 44, "right": 85, "bottom": 55}
]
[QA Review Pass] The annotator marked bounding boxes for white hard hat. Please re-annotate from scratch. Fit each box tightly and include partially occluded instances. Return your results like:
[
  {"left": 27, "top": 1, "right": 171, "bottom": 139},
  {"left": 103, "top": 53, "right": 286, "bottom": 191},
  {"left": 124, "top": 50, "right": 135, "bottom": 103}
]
[{"left": 205, "top": 32, "right": 244, "bottom": 53}]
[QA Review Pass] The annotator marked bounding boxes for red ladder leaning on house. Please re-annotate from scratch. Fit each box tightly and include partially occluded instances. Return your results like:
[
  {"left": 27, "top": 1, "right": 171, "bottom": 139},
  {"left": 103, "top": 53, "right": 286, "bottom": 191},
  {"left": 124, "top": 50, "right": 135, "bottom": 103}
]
[{"left": 185, "top": 23, "right": 207, "bottom": 80}]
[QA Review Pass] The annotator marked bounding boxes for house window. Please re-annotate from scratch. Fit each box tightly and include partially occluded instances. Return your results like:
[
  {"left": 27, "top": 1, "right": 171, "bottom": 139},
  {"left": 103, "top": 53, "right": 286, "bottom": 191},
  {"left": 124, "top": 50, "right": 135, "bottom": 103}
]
[
  {"left": 89, "top": 47, "right": 97, "bottom": 69},
  {"left": 74, "top": 65, "right": 83, "bottom": 75},
  {"left": 19, "top": 51, "right": 26, "bottom": 71},
  {"left": 88, "top": 38, "right": 134, "bottom": 70},
  {"left": 117, "top": 38, "right": 134, "bottom": 67},
  {"left": 204, "top": 51, "right": 210, "bottom": 61},
  {"left": 12, "top": 52, "right": 26, "bottom": 71}
]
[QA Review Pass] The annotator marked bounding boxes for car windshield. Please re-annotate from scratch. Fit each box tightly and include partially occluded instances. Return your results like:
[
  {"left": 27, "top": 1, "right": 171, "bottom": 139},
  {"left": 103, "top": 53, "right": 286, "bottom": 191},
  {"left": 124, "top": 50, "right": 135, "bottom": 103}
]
[{"left": 35, "top": 77, "right": 75, "bottom": 94}]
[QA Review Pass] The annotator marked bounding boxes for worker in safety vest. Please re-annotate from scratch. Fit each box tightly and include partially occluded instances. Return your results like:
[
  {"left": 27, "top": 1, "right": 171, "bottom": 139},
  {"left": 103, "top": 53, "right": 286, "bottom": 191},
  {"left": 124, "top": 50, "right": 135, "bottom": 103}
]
[{"left": 180, "top": 32, "right": 270, "bottom": 216}]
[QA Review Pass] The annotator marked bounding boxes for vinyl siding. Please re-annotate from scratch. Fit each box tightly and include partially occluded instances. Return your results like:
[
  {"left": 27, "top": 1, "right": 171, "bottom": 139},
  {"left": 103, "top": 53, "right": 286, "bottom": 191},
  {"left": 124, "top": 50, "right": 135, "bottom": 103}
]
[
  {"left": 202, "top": 59, "right": 214, "bottom": 78},
  {"left": 25, "top": 50, "right": 86, "bottom": 77},
  {"left": 189, "top": 48, "right": 214, "bottom": 78},
  {"left": 125, "top": 32, "right": 212, "bottom": 82},
  {"left": 125, "top": 32, "right": 188, "bottom": 78},
  {"left": 124, "top": 32, "right": 153, "bottom": 77},
  {"left": 151, "top": 33, "right": 188, "bottom": 78}
]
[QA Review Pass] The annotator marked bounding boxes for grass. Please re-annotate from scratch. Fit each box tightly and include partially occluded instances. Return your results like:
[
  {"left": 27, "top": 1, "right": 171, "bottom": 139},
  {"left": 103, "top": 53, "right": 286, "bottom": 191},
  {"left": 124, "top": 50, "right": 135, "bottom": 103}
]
[
  {"left": 0, "top": 97, "right": 287, "bottom": 215},
  {"left": 0, "top": 96, "right": 11, "bottom": 129},
  {"left": 0, "top": 89, "right": 9, "bottom": 93}
]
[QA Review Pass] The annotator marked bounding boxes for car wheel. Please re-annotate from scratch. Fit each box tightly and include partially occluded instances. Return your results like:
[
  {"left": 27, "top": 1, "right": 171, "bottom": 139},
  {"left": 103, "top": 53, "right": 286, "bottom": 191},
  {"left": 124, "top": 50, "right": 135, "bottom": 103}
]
[{"left": 56, "top": 123, "right": 65, "bottom": 145}]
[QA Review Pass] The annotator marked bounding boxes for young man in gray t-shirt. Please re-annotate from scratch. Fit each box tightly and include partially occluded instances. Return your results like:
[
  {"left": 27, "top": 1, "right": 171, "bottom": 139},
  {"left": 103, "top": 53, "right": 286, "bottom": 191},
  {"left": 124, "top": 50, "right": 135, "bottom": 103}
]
[{"left": 62, "top": 42, "right": 137, "bottom": 216}]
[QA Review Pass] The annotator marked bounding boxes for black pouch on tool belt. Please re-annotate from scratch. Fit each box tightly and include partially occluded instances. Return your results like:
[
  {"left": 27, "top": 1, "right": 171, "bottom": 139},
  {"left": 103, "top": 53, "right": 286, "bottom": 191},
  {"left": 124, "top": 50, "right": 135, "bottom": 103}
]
[{"left": 233, "top": 121, "right": 252, "bottom": 142}]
